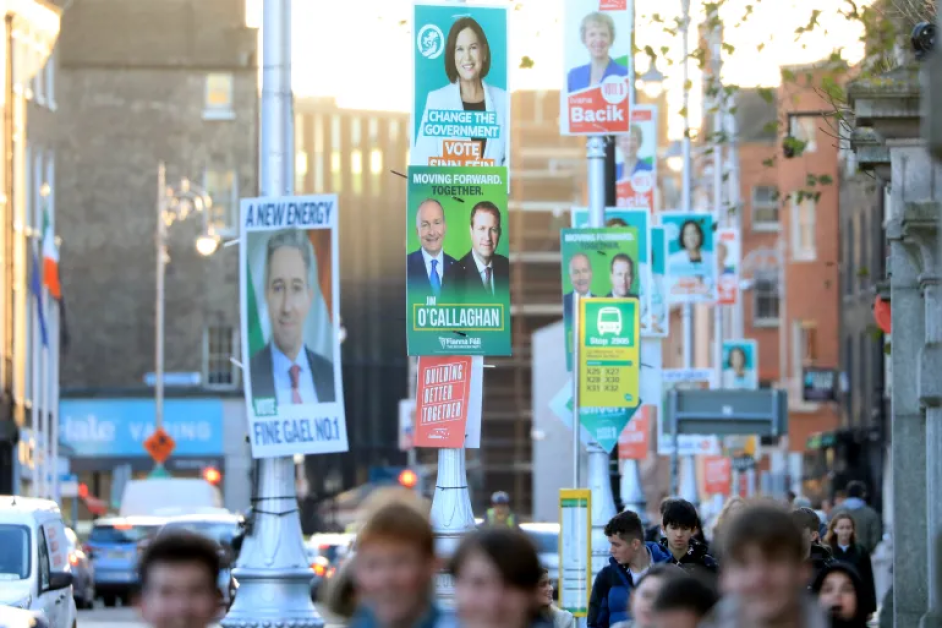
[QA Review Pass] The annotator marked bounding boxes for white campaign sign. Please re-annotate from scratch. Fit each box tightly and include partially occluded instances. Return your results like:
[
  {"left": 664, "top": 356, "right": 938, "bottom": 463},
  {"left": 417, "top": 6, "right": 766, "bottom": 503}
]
[{"left": 239, "top": 195, "right": 349, "bottom": 458}]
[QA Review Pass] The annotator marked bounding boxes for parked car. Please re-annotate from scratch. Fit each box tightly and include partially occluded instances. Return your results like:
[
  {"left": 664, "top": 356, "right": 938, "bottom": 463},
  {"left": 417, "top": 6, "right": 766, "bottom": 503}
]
[
  {"left": 119, "top": 479, "right": 223, "bottom": 517},
  {"left": 308, "top": 532, "right": 354, "bottom": 600},
  {"left": 64, "top": 527, "right": 94, "bottom": 609},
  {"left": 521, "top": 522, "right": 559, "bottom": 599},
  {"left": 0, "top": 497, "right": 76, "bottom": 628},
  {"left": 0, "top": 604, "right": 50, "bottom": 628},
  {"left": 155, "top": 512, "right": 244, "bottom": 610},
  {"left": 85, "top": 515, "right": 166, "bottom": 606}
]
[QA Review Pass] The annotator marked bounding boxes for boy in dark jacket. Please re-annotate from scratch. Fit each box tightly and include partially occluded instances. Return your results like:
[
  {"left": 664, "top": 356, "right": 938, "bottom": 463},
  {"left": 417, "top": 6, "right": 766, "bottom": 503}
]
[
  {"left": 659, "top": 499, "right": 718, "bottom": 575},
  {"left": 791, "top": 506, "right": 835, "bottom": 586},
  {"left": 587, "top": 510, "right": 671, "bottom": 628}
]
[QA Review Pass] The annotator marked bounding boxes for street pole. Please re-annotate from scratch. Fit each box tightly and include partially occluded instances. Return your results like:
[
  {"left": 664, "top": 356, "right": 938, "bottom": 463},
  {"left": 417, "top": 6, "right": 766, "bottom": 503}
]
[
  {"left": 710, "top": 9, "right": 724, "bottom": 389},
  {"left": 428, "top": 0, "right": 478, "bottom": 607},
  {"left": 725, "top": 96, "right": 743, "bottom": 339},
  {"left": 155, "top": 162, "right": 166, "bottom": 441},
  {"left": 222, "top": 0, "right": 322, "bottom": 626}
]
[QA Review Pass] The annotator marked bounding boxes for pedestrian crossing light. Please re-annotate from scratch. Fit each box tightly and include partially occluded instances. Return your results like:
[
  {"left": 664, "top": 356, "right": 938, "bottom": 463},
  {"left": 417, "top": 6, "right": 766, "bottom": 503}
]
[
  {"left": 398, "top": 469, "right": 418, "bottom": 489},
  {"left": 202, "top": 467, "right": 222, "bottom": 485}
]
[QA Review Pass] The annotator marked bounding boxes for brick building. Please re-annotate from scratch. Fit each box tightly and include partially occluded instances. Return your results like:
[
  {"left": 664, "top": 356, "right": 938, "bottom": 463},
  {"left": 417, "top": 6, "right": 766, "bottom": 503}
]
[{"left": 55, "top": 0, "right": 258, "bottom": 511}]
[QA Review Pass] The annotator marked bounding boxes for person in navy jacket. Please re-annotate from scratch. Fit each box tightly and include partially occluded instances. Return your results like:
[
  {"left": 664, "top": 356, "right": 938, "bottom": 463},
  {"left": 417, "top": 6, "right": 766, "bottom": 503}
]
[
  {"left": 587, "top": 510, "right": 671, "bottom": 628},
  {"left": 406, "top": 199, "right": 462, "bottom": 299}
]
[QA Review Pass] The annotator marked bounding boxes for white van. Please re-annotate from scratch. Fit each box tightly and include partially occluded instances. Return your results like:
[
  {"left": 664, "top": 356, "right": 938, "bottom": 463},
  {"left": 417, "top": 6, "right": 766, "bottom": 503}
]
[
  {"left": 0, "top": 496, "right": 77, "bottom": 628},
  {"left": 119, "top": 478, "right": 223, "bottom": 517}
]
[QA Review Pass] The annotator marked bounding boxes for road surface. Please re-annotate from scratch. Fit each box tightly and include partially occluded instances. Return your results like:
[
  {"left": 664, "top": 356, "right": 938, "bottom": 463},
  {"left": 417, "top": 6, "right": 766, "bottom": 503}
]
[{"left": 78, "top": 605, "right": 345, "bottom": 628}]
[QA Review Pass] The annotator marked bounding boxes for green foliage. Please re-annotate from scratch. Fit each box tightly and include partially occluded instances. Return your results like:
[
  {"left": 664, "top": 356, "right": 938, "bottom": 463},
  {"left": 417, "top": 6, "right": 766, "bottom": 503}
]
[{"left": 519, "top": 56, "right": 534, "bottom": 69}]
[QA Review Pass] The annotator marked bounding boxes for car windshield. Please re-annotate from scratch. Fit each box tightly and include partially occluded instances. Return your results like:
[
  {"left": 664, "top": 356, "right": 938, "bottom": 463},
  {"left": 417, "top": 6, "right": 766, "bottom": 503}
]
[
  {"left": 89, "top": 523, "right": 160, "bottom": 545},
  {"left": 0, "top": 525, "right": 30, "bottom": 580},
  {"left": 161, "top": 521, "right": 240, "bottom": 546},
  {"left": 526, "top": 530, "right": 558, "bottom": 555}
]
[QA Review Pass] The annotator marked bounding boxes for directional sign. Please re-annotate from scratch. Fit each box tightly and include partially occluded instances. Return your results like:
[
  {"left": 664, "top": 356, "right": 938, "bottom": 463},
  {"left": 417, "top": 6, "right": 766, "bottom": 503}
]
[
  {"left": 143, "top": 427, "right": 176, "bottom": 464},
  {"left": 667, "top": 389, "right": 788, "bottom": 437},
  {"left": 578, "top": 297, "right": 641, "bottom": 409}
]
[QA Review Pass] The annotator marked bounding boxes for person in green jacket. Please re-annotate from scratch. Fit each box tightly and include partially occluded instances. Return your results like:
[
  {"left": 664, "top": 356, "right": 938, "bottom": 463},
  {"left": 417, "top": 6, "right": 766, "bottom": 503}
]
[{"left": 830, "top": 482, "right": 883, "bottom": 554}]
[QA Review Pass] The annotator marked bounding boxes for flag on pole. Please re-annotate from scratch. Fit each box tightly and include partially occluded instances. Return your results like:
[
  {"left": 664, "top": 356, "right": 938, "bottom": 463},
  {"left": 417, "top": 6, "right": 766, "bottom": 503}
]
[
  {"left": 30, "top": 250, "right": 48, "bottom": 347},
  {"left": 42, "top": 206, "right": 61, "bottom": 300}
]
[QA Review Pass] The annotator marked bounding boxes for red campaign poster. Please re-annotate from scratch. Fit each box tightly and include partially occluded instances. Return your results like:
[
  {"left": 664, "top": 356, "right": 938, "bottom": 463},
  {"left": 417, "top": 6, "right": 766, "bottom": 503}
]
[
  {"left": 618, "top": 407, "right": 651, "bottom": 460},
  {"left": 414, "top": 356, "right": 472, "bottom": 448},
  {"left": 600, "top": 0, "right": 627, "bottom": 9},
  {"left": 703, "top": 456, "right": 732, "bottom": 496},
  {"left": 615, "top": 106, "right": 658, "bottom": 212}
]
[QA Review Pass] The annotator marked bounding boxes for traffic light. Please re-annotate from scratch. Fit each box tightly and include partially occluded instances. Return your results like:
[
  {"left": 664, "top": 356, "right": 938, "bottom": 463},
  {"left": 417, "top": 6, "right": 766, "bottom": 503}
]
[
  {"left": 398, "top": 469, "right": 418, "bottom": 489},
  {"left": 202, "top": 467, "right": 222, "bottom": 485}
]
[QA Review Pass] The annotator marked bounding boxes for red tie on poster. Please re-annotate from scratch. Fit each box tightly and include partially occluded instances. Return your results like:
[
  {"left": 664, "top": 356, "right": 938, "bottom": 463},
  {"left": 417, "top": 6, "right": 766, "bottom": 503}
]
[
  {"left": 414, "top": 356, "right": 473, "bottom": 448},
  {"left": 617, "top": 407, "right": 651, "bottom": 460},
  {"left": 703, "top": 456, "right": 732, "bottom": 496}
]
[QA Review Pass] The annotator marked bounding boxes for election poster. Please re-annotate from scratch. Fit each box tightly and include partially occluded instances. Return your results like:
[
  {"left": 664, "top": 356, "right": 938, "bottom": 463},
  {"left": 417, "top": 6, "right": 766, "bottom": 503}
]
[
  {"left": 656, "top": 369, "right": 721, "bottom": 456},
  {"left": 648, "top": 227, "right": 668, "bottom": 337},
  {"left": 406, "top": 166, "right": 511, "bottom": 356},
  {"left": 398, "top": 399, "right": 416, "bottom": 451},
  {"left": 616, "top": 106, "right": 658, "bottom": 212},
  {"left": 579, "top": 296, "right": 641, "bottom": 409},
  {"left": 240, "top": 196, "right": 348, "bottom": 459},
  {"left": 414, "top": 356, "right": 472, "bottom": 447},
  {"left": 703, "top": 456, "right": 732, "bottom": 496},
  {"left": 559, "top": 489, "right": 592, "bottom": 617},
  {"left": 412, "top": 3, "right": 510, "bottom": 168},
  {"left": 617, "top": 406, "right": 650, "bottom": 460},
  {"left": 717, "top": 227, "right": 740, "bottom": 305},
  {"left": 560, "top": 227, "right": 639, "bottom": 371},
  {"left": 722, "top": 339, "right": 758, "bottom": 390},
  {"left": 571, "top": 208, "right": 652, "bottom": 336},
  {"left": 661, "top": 211, "right": 717, "bottom": 304},
  {"left": 561, "top": 0, "right": 633, "bottom": 135}
]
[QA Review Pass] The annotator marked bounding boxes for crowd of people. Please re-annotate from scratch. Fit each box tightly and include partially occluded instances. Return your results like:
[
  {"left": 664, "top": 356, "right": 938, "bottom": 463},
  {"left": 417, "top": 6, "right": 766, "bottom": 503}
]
[{"left": 128, "top": 484, "right": 885, "bottom": 628}]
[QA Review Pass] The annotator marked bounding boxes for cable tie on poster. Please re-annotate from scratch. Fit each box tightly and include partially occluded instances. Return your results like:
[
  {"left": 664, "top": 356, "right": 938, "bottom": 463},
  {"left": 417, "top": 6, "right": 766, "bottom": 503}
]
[
  {"left": 390, "top": 170, "right": 407, "bottom": 179},
  {"left": 435, "top": 485, "right": 469, "bottom": 490},
  {"left": 484, "top": 363, "right": 496, "bottom": 369},
  {"left": 223, "top": 238, "right": 239, "bottom": 248},
  {"left": 230, "top": 357, "right": 244, "bottom": 370},
  {"left": 452, "top": 331, "right": 467, "bottom": 337}
]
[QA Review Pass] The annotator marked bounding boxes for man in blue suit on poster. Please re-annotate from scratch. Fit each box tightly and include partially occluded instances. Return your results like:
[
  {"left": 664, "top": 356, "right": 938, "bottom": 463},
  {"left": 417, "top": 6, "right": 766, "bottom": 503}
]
[{"left": 407, "top": 198, "right": 462, "bottom": 298}]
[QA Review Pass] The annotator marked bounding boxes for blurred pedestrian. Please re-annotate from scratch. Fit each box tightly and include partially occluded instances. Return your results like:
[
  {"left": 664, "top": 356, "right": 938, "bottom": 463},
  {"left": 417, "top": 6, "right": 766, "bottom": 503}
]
[
  {"left": 322, "top": 553, "right": 358, "bottom": 620},
  {"left": 349, "top": 500, "right": 442, "bottom": 628},
  {"left": 824, "top": 513, "right": 876, "bottom": 617},
  {"left": 650, "top": 572, "right": 718, "bottom": 628},
  {"left": 611, "top": 564, "right": 685, "bottom": 628},
  {"left": 830, "top": 482, "right": 882, "bottom": 553},
  {"left": 538, "top": 568, "right": 575, "bottom": 628},
  {"left": 790, "top": 506, "right": 834, "bottom": 586},
  {"left": 700, "top": 503, "right": 829, "bottom": 627},
  {"left": 709, "top": 496, "right": 745, "bottom": 550},
  {"left": 483, "top": 491, "right": 519, "bottom": 528},
  {"left": 137, "top": 531, "right": 222, "bottom": 628},
  {"left": 645, "top": 497, "right": 674, "bottom": 543},
  {"left": 658, "top": 500, "right": 717, "bottom": 575},
  {"left": 588, "top": 510, "right": 671, "bottom": 628},
  {"left": 451, "top": 527, "right": 549, "bottom": 628},
  {"left": 811, "top": 563, "right": 870, "bottom": 628}
]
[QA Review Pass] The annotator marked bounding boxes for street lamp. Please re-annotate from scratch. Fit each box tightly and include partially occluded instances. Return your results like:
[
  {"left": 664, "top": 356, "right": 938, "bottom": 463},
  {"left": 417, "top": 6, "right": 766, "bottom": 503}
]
[
  {"left": 154, "top": 161, "right": 218, "bottom": 475},
  {"left": 639, "top": 57, "right": 666, "bottom": 99}
]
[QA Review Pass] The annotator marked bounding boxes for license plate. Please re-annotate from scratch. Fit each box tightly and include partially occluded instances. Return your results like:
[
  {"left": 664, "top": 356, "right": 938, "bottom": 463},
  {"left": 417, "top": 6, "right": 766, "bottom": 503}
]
[{"left": 107, "top": 550, "right": 128, "bottom": 560}]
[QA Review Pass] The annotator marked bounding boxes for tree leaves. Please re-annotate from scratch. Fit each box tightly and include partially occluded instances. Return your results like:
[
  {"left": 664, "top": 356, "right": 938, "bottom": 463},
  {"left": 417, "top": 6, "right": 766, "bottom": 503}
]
[
  {"left": 758, "top": 87, "right": 775, "bottom": 103},
  {"left": 519, "top": 56, "right": 534, "bottom": 69}
]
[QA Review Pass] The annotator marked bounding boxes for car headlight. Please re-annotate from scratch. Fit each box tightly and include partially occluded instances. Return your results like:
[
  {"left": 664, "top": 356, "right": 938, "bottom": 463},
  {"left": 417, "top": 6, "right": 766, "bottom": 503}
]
[{"left": 6, "top": 594, "right": 32, "bottom": 609}]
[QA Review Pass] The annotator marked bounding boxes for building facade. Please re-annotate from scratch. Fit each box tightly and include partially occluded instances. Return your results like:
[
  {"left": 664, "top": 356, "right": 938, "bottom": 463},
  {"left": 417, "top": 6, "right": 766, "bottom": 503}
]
[
  {"left": 55, "top": 0, "right": 257, "bottom": 513},
  {"left": 0, "top": 0, "right": 61, "bottom": 495}
]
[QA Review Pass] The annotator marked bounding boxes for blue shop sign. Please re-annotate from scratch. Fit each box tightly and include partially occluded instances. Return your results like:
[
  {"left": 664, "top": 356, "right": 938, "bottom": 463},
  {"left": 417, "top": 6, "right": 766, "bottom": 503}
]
[{"left": 60, "top": 398, "right": 224, "bottom": 458}]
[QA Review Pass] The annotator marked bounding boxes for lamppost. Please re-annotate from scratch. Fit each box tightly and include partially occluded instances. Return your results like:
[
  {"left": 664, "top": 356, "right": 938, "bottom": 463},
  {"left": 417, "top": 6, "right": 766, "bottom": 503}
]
[{"left": 154, "top": 162, "right": 219, "bottom": 475}]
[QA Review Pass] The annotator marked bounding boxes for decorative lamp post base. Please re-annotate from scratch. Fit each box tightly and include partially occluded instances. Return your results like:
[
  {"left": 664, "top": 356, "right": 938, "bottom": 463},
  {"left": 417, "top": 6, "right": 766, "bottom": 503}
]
[{"left": 430, "top": 448, "right": 475, "bottom": 609}]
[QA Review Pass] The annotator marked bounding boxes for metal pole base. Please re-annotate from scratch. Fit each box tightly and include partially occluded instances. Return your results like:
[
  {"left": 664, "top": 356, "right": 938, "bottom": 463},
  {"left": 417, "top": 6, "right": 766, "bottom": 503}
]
[
  {"left": 619, "top": 459, "right": 647, "bottom": 525},
  {"left": 430, "top": 448, "right": 475, "bottom": 609},
  {"left": 587, "top": 442, "right": 618, "bottom": 576},
  {"left": 679, "top": 455, "right": 699, "bottom": 507},
  {"left": 222, "top": 457, "right": 322, "bottom": 628}
]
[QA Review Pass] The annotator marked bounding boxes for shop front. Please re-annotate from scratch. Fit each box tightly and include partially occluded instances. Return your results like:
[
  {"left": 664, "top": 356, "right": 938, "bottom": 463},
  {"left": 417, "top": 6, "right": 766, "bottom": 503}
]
[{"left": 59, "top": 397, "right": 225, "bottom": 521}]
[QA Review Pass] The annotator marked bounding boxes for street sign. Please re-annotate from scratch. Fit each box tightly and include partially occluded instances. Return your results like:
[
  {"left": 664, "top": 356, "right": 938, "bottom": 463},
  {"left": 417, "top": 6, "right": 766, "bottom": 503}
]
[
  {"left": 143, "top": 427, "right": 176, "bottom": 464},
  {"left": 558, "top": 489, "right": 592, "bottom": 617},
  {"left": 578, "top": 297, "right": 641, "bottom": 408},
  {"left": 803, "top": 368, "right": 837, "bottom": 402},
  {"left": 667, "top": 389, "right": 788, "bottom": 437},
  {"left": 59, "top": 474, "right": 79, "bottom": 498}
]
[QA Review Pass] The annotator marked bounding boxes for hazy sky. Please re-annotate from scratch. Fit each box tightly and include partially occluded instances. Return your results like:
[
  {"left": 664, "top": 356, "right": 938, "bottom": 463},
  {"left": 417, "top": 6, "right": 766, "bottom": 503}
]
[{"left": 248, "top": 0, "right": 865, "bottom": 139}]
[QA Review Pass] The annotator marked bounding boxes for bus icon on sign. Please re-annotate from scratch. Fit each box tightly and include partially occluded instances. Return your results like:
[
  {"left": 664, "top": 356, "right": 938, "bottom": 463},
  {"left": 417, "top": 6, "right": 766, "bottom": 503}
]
[{"left": 597, "top": 307, "right": 623, "bottom": 335}]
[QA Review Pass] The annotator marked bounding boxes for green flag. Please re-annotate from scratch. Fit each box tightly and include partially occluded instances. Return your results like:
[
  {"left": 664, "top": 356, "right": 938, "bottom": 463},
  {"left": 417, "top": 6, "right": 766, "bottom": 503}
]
[{"left": 246, "top": 264, "right": 266, "bottom": 356}]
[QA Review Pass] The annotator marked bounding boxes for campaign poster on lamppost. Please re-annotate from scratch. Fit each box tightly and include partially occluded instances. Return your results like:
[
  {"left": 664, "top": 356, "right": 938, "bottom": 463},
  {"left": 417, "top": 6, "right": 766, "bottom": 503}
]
[
  {"left": 560, "top": 0, "right": 633, "bottom": 135},
  {"left": 616, "top": 105, "right": 658, "bottom": 212},
  {"left": 560, "top": 227, "right": 639, "bottom": 371},
  {"left": 240, "top": 195, "right": 348, "bottom": 459},
  {"left": 648, "top": 226, "right": 668, "bottom": 337},
  {"left": 406, "top": 166, "right": 511, "bottom": 356},
  {"left": 656, "top": 369, "right": 721, "bottom": 456},
  {"left": 571, "top": 208, "right": 652, "bottom": 337},
  {"left": 412, "top": 3, "right": 509, "bottom": 168},
  {"left": 722, "top": 339, "right": 759, "bottom": 390},
  {"left": 717, "top": 227, "right": 740, "bottom": 305},
  {"left": 661, "top": 211, "right": 717, "bottom": 304}
]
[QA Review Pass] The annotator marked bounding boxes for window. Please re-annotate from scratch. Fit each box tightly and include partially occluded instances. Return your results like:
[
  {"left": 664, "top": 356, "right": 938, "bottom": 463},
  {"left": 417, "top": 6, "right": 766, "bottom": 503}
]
[
  {"left": 844, "top": 336, "right": 853, "bottom": 423},
  {"left": 203, "top": 73, "right": 235, "bottom": 120},
  {"left": 45, "top": 47, "right": 56, "bottom": 109},
  {"left": 753, "top": 270, "right": 780, "bottom": 325},
  {"left": 350, "top": 149, "right": 363, "bottom": 195},
  {"left": 751, "top": 185, "right": 779, "bottom": 230},
  {"left": 295, "top": 114, "right": 308, "bottom": 193},
  {"left": 370, "top": 148, "right": 383, "bottom": 196},
  {"left": 789, "top": 115, "right": 818, "bottom": 154},
  {"left": 793, "top": 321, "right": 818, "bottom": 401},
  {"left": 330, "top": 116, "right": 342, "bottom": 192},
  {"left": 791, "top": 194, "right": 817, "bottom": 261},
  {"left": 33, "top": 48, "right": 45, "bottom": 106},
  {"left": 204, "top": 169, "right": 238, "bottom": 234},
  {"left": 313, "top": 114, "right": 325, "bottom": 193},
  {"left": 204, "top": 325, "right": 238, "bottom": 388},
  {"left": 859, "top": 213, "right": 869, "bottom": 291},
  {"left": 0, "top": 525, "right": 30, "bottom": 579},
  {"left": 38, "top": 526, "right": 50, "bottom": 590},
  {"left": 844, "top": 217, "right": 855, "bottom": 295}
]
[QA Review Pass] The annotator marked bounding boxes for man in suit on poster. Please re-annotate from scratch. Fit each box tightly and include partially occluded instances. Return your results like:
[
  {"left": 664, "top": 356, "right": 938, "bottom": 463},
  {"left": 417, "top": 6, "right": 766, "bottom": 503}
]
[
  {"left": 250, "top": 229, "right": 336, "bottom": 405},
  {"left": 407, "top": 198, "right": 462, "bottom": 298},
  {"left": 563, "top": 252, "right": 594, "bottom": 323},
  {"left": 457, "top": 201, "right": 510, "bottom": 296}
]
